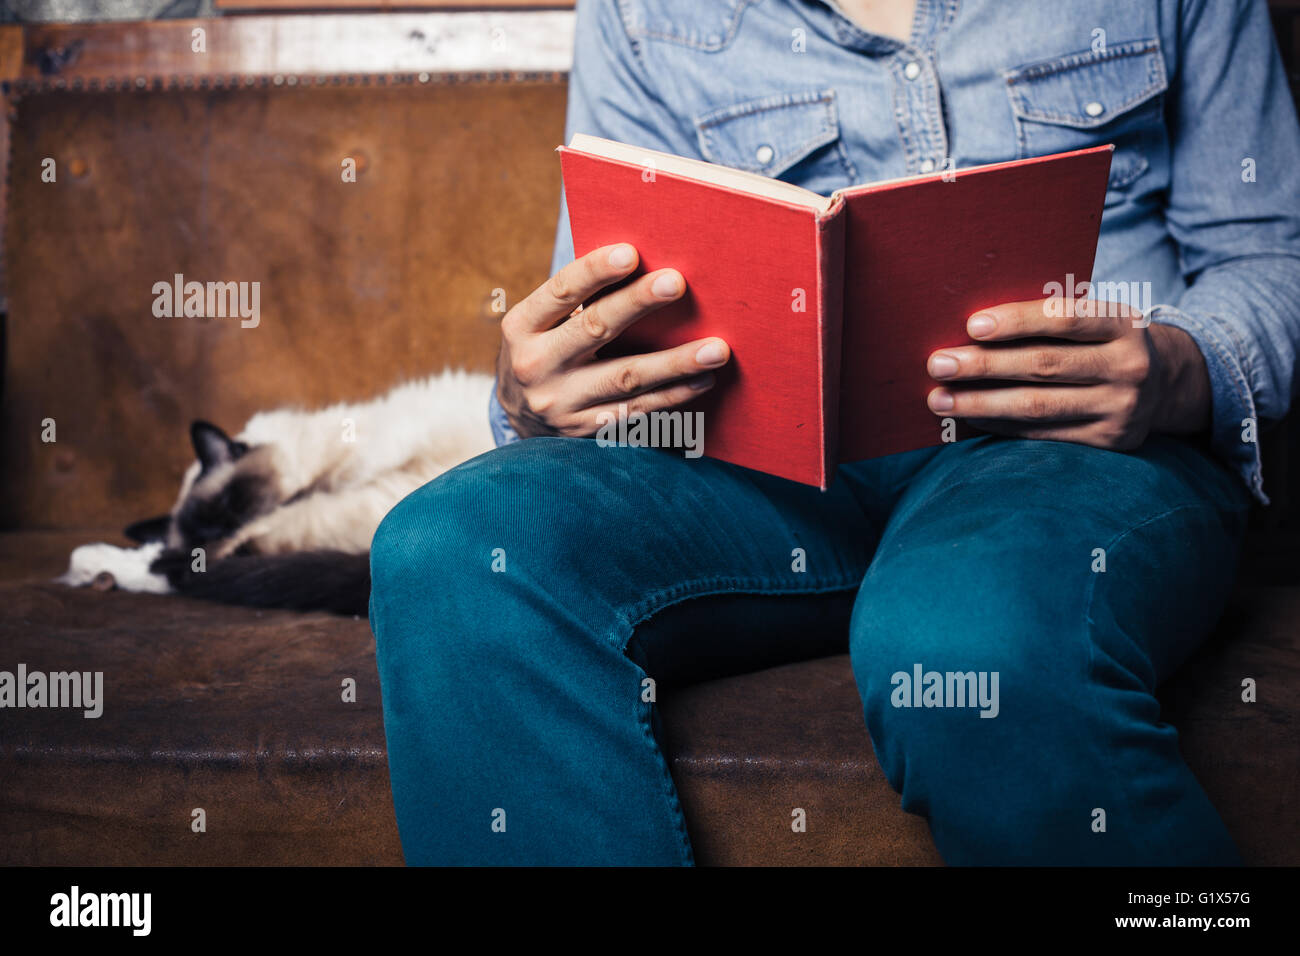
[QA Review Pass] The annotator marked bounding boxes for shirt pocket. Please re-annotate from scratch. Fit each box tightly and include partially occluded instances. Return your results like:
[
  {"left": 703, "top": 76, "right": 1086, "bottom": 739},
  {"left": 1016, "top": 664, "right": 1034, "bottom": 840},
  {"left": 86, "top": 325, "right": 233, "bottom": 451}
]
[
  {"left": 1004, "top": 39, "right": 1168, "bottom": 196},
  {"left": 694, "top": 89, "right": 858, "bottom": 196}
]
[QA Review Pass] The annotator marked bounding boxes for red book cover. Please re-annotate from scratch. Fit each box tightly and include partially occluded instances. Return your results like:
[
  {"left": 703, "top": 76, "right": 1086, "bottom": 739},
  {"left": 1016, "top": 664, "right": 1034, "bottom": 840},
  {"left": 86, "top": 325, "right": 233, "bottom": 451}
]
[
  {"left": 560, "top": 147, "right": 838, "bottom": 487},
  {"left": 836, "top": 148, "right": 1113, "bottom": 461},
  {"left": 558, "top": 140, "right": 1112, "bottom": 488}
]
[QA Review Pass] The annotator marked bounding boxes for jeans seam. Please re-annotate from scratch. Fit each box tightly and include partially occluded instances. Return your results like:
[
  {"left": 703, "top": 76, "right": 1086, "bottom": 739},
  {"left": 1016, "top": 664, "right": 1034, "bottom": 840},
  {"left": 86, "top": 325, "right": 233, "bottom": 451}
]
[
  {"left": 618, "top": 575, "right": 866, "bottom": 866},
  {"left": 636, "top": 689, "right": 695, "bottom": 865},
  {"left": 1080, "top": 503, "right": 1208, "bottom": 860},
  {"left": 621, "top": 575, "right": 866, "bottom": 640}
]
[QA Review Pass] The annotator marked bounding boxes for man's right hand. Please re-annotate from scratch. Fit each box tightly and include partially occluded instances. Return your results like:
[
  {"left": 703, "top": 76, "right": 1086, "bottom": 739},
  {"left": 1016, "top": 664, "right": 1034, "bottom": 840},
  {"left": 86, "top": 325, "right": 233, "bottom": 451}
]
[{"left": 496, "top": 243, "right": 731, "bottom": 439}]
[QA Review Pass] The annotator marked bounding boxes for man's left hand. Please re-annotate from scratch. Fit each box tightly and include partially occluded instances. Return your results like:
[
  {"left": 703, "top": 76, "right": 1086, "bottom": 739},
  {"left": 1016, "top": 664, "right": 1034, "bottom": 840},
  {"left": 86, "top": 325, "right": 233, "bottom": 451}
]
[{"left": 926, "top": 297, "right": 1211, "bottom": 448}]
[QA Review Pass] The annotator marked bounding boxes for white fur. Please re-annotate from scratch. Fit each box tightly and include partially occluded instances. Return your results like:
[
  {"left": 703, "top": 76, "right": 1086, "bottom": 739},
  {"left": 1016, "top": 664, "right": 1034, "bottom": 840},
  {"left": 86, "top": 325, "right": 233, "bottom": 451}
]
[
  {"left": 58, "top": 542, "right": 170, "bottom": 593},
  {"left": 61, "top": 368, "right": 498, "bottom": 591},
  {"left": 239, "top": 367, "right": 495, "bottom": 496},
  {"left": 220, "top": 368, "right": 495, "bottom": 556}
]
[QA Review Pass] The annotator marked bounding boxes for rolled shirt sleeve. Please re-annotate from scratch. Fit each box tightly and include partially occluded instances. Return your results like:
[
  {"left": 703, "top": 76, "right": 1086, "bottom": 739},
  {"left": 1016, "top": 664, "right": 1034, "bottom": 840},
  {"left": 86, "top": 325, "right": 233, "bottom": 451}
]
[
  {"left": 1148, "top": 0, "right": 1300, "bottom": 502},
  {"left": 488, "top": 385, "right": 520, "bottom": 446}
]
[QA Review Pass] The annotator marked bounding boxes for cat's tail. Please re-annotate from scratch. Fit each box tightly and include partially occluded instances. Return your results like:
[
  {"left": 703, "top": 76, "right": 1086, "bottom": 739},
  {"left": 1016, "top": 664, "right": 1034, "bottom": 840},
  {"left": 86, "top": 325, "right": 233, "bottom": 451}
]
[{"left": 151, "top": 548, "right": 371, "bottom": 617}]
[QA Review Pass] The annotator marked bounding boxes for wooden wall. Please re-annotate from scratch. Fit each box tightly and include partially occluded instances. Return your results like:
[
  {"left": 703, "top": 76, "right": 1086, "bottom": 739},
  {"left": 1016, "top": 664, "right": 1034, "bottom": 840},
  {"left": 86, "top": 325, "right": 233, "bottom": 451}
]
[{"left": 2, "top": 74, "right": 566, "bottom": 529}]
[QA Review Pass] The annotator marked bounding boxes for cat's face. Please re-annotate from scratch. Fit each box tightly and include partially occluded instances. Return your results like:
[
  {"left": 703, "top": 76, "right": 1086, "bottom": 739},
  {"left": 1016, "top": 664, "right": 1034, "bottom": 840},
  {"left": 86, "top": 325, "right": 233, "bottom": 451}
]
[{"left": 126, "top": 421, "right": 283, "bottom": 554}]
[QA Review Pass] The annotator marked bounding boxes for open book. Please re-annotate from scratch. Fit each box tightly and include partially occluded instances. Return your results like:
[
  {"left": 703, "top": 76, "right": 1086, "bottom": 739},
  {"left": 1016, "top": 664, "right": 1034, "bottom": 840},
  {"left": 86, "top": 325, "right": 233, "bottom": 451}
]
[{"left": 559, "top": 133, "right": 1113, "bottom": 488}]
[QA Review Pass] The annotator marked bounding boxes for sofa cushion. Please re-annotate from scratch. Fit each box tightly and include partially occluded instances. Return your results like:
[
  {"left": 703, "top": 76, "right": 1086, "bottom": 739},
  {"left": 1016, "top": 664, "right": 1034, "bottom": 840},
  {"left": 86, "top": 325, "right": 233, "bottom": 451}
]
[
  {"left": 0, "top": 533, "right": 400, "bottom": 866},
  {"left": 661, "top": 585, "right": 1300, "bottom": 865},
  {"left": 1, "top": 532, "right": 1295, "bottom": 865}
]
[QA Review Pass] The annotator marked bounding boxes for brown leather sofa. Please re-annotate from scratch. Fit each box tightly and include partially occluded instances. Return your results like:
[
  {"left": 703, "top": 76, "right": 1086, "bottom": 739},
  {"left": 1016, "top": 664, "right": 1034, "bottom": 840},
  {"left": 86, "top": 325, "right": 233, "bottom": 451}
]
[
  {"left": 1, "top": 11, "right": 1298, "bottom": 866},
  {"left": 3, "top": 534, "right": 1297, "bottom": 865}
]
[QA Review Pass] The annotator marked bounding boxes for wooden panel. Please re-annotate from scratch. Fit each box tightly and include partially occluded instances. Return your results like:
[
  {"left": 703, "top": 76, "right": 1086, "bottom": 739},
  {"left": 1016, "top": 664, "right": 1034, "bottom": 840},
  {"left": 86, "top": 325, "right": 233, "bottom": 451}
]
[
  {"left": 216, "top": 0, "right": 571, "bottom": 8},
  {"left": 0, "top": 26, "right": 21, "bottom": 81},
  {"left": 4, "top": 12, "right": 574, "bottom": 91},
  {"left": 0, "top": 25, "right": 18, "bottom": 314},
  {"left": 2, "top": 78, "right": 567, "bottom": 529}
]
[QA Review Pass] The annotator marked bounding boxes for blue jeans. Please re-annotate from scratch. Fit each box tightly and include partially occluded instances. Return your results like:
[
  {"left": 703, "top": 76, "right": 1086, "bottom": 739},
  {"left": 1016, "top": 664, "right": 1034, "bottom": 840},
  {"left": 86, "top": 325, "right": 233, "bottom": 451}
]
[{"left": 368, "top": 434, "right": 1250, "bottom": 865}]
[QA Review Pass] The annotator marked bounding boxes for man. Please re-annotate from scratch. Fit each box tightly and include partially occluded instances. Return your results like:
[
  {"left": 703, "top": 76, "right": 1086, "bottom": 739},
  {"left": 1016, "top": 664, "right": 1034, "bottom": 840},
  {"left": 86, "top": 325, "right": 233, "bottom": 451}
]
[{"left": 369, "top": 0, "right": 1300, "bottom": 864}]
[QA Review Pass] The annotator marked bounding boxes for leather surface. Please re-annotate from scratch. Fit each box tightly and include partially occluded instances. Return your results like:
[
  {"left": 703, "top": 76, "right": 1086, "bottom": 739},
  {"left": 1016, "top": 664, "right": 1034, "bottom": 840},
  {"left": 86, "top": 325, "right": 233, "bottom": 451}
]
[
  {"left": 1, "top": 80, "right": 564, "bottom": 530},
  {"left": 2, "top": 531, "right": 1295, "bottom": 865},
  {"left": 0, "top": 533, "right": 401, "bottom": 865},
  {"left": 664, "top": 589, "right": 1300, "bottom": 866}
]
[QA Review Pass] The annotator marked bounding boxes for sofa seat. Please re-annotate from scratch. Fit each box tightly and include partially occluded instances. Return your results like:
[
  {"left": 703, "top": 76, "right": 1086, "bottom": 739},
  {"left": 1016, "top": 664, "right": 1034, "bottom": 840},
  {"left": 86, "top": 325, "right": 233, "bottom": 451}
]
[{"left": 1, "top": 531, "right": 1295, "bottom": 865}]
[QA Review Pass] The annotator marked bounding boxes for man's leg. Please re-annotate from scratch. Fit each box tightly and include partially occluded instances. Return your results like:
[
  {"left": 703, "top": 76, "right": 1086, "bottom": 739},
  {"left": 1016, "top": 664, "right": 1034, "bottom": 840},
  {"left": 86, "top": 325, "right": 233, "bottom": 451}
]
[
  {"left": 368, "top": 437, "right": 933, "bottom": 865},
  {"left": 849, "top": 434, "right": 1251, "bottom": 864}
]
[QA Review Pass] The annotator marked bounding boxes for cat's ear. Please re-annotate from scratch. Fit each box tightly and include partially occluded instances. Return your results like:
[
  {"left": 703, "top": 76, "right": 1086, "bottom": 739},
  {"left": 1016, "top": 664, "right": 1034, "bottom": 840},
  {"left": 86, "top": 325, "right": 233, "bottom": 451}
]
[
  {"left": 190, "top": 420, "right": 249, "bottom": 471},
  {"left": 125, "top": 514, "right": 172, "bottom": 543}
]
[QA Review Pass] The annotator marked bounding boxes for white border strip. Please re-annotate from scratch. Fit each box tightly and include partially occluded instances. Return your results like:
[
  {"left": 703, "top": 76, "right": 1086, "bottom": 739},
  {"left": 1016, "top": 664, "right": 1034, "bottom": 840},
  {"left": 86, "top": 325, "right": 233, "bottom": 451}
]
[{"left": 242, "top": 11, "right": 576, "bottom": 75}]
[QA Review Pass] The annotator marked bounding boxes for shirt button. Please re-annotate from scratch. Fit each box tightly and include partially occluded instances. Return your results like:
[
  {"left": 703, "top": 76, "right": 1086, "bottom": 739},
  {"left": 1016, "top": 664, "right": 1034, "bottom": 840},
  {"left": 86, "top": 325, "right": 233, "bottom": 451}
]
[
  {"left": 920, "top": 158, "right": 936, "bottom": 173},
  {"left": 904, "top": 61, "right": 921, "bottom": 80},
  {"left": 755, "top": 144, "right": 775, "bottom": 165},
  {"left": 1084, "top": 101, "right": 1105, "bottom": 117}
]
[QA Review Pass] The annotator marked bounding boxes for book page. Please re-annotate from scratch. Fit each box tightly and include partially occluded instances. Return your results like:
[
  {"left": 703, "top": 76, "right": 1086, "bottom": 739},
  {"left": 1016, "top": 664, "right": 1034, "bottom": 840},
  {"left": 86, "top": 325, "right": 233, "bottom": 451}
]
[{"left": 568, "top": 133, "right": 835, "bottom": 213}]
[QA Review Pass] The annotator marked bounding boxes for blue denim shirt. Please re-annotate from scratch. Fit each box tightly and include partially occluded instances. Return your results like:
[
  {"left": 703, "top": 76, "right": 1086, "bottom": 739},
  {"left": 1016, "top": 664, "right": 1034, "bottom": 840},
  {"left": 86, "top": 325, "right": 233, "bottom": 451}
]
[{"left": 490, "top": 0, "right": 1300, "bottom": 503}]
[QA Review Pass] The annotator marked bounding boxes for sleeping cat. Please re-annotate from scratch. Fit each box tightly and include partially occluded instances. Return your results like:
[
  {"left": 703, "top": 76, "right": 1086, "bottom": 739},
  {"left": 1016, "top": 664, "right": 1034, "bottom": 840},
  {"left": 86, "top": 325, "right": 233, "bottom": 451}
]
[{"left": 60, "top": 369, "right": 496, "bottom": 615}]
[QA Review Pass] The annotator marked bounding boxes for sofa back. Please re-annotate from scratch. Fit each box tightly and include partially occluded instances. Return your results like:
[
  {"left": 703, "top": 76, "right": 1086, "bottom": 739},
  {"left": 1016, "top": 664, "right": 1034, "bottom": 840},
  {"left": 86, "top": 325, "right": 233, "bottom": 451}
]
[{"left": 1, "top": 16, "right": 566, "bottom": 529}]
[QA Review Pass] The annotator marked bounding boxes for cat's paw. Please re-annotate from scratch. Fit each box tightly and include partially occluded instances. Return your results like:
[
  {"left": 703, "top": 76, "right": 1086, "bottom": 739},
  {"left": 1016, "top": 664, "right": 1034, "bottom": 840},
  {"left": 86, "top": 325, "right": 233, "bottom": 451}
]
[{"left": 58, "top": 541, "right": 171, "bottom": 594}]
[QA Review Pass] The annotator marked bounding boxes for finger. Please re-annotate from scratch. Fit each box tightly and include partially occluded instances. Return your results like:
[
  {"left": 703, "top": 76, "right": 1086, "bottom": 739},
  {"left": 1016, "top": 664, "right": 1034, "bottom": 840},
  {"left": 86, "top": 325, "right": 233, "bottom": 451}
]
[
  {"left": 548, "top": 267, "right": 687, "bottom": 361},
  {"left": 927, "top": 384, "right": 1107, "bottom": 422},
  {"left": 927, "top": 343, "right": 1111, "bottom": 384},
  {"left": 967, "top": 297, "right": 1128, "bottom": 344},
  {"left": 509, "top": 243, "right": 640, "bottom": 334},
  {"left": 578, "top": 374, "right": 717, "bottom": 433},
  {"left": 569, "top": 337, "right": 730, "bottom": 407}
]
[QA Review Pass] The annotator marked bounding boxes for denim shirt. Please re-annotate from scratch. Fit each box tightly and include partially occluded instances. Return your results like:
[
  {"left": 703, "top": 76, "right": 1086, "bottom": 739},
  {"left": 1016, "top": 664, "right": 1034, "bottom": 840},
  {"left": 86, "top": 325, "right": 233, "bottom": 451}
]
[{"left": 490, "top": 0, "right": 1300, "bottom": 503}]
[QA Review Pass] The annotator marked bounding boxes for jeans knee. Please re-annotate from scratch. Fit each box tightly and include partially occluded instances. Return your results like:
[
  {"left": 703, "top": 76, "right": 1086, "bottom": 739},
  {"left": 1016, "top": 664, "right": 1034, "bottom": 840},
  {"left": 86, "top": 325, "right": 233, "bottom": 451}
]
[
  {"left": 374, "top": 439, "right": 569, "bottom": 571},
  {"left": 370, "top": 466, "right": 478, "bottom": 609},
  {"left": 848, "top": 573, "right": 1095, "bottom": 782},
  {"left": 853, "top": 604, "right": 1008, "bottom": 728},
  {"left": 852, "top": 561, "right": 1073, "bottom": 681},
  {"left": 369, "top": 439, "right": 613, "bottom": 648}
]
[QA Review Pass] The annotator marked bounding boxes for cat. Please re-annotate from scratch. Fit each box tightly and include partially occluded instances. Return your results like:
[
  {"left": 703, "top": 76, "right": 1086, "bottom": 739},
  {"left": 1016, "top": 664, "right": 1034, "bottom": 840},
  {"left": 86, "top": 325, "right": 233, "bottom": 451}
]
[{"left": 59, "top": 368, "right": 496, "bottom": 615}]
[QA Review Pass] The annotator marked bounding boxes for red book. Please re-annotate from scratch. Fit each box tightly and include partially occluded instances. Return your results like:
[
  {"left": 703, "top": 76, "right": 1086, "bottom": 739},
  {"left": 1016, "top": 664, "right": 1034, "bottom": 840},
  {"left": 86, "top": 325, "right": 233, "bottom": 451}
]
[{"left": 559, "top": 134, "right": 1113, "bottom": 488}]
